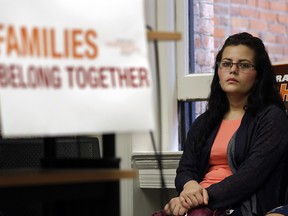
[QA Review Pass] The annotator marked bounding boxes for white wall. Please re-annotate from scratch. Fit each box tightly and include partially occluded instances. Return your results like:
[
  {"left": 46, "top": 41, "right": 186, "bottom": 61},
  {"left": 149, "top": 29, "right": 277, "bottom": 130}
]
[
  {"left": 116, "top": 1, "right": 212, "bottom": 215},
  {"left": 116, "top": 1, "right": 180, "bottom": 215}
]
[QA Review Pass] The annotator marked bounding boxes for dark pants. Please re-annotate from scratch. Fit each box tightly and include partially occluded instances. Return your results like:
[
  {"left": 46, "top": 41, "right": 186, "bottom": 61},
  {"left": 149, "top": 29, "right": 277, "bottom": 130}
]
[{"left": 231, "top": 208, "right": 243, "bottom": 216}]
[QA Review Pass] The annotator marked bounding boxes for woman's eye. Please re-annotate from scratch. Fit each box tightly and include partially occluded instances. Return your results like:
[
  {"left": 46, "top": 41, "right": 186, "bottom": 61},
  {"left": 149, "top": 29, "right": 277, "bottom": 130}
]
[
  {"left": 239, "top": 63, "right": 250, "bottom": 68},
  {"left": 222, "top": 62, "right": 231, "bottom": 67}
]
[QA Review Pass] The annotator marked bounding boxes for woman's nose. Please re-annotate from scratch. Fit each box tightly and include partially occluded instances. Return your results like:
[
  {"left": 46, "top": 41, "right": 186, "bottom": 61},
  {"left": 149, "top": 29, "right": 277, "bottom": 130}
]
[{"left": 230, "top": 64, "right": 239, "bottom": 74}]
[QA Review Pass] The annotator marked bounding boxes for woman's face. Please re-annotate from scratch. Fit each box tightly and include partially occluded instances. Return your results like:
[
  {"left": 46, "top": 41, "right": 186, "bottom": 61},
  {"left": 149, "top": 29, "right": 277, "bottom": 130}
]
[{"left": 218, "top": 45, "right": 257, "bottom": 100}]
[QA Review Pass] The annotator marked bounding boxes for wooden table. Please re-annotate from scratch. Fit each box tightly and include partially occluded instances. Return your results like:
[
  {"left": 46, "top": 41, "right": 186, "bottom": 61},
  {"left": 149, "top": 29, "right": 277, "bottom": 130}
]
[{"left": 0, "top": 168, "right": 138, "bottom": 216}]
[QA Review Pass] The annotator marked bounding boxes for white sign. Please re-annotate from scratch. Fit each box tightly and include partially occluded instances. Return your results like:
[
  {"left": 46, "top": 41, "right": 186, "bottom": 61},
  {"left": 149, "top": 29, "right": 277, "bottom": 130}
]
[{"left": 0, "top": 0, "right": 155, "bottom": 137}]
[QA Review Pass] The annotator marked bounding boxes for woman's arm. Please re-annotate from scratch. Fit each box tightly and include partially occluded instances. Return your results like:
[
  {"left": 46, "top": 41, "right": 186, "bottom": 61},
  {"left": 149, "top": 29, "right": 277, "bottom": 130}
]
[
  {"left": 175, "top": 115, "right": 206, "bottom": 192},
  {"left": 175, "top": 126, "right": 199, "bottom": 192},
  {"left": 266, "top": 214, "right": 284, "bottom": 216},
  {"left": 266, "top": 204, "right": 288, "bottom": 216}
]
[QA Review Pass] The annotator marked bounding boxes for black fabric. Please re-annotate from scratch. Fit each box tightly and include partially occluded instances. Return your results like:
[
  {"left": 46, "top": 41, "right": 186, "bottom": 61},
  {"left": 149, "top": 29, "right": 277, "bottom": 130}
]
[{"left": 175, "top": 105, "right": 288, "bottom": 215}]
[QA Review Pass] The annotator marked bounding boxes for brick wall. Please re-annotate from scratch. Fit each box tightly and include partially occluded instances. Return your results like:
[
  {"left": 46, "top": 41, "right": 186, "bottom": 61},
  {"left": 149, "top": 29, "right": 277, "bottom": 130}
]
[
  {"left": 194, "top": 0, "right": 288, "bottom": 72},
  {"left": 194, "top": 0, "right": 215, "bottom": 73},
  {"left": 214, "top": 0, "right": 288, "bottom": 63}
]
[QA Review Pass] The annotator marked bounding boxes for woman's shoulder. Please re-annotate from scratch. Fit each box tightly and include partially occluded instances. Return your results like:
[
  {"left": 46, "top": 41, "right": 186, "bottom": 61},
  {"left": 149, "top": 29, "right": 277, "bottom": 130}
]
[
  {"left": 191, "top": 111, "right": 208, "bottom": 126},
  {"left": 260, "top": 104, "right": 287, "bottom": 117},
  {"left": 249, "top": 104, "right": 288, "bottom": 127}
]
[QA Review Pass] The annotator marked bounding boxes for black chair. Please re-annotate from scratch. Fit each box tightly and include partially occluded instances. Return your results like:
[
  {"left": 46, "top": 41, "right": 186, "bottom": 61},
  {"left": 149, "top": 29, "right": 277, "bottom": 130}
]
[{"left": 0, "top": 136, "right": 101, "bottom": 169}]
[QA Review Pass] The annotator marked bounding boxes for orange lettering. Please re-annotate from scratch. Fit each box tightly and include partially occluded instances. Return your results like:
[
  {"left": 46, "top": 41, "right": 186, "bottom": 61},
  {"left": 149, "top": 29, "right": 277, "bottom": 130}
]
[
  {"left": 42, "top": 28, "right": 48, "bottom": 57},
  {"left": 50, "top": 28, "right": 62, "bottom": 59},
  {"left": 85, "top": 30, "right": 98, "bottom": 59},
  {"left": 280, "top": 83, "right": 288, "bottom": 101},
  {"left": 64, "top": 29, "right": 70, "bottom": 58},
  {"left": 0, "top": 24, "right": 4, "bottom": 55},
  {"left": 20, "top": 26, "right": 41, "bottom": 57},
  {"left": 1, "top": 24, "right": 98, "bottom": 60},
  {"left": 7, "top": 25, "right": 21, "bottom": 56},
  {"left": 72, "top": 29, "right": 83, "bottom": 59}
]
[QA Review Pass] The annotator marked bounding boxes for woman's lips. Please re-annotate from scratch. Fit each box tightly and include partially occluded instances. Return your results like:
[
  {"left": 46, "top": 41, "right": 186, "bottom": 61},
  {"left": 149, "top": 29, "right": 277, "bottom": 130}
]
[{"left": 227, "top": 78, "right": 238, "bottom": 83}]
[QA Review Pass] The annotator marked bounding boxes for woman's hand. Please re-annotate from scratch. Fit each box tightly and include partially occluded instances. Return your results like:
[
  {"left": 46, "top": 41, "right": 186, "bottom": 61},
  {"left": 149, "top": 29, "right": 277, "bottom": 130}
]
[
  {"left": 179, "top": 180, "right": 209, "bottom": 209},
  {"left": 164, "top": 197, "right": 189, "bottom": 216}
]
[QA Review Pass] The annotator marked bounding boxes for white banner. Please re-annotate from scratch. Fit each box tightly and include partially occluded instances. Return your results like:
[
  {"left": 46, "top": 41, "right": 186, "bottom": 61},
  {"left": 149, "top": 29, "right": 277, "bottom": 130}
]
[{"left": 0, "top": 0, "right": 155, "bottom": 137}]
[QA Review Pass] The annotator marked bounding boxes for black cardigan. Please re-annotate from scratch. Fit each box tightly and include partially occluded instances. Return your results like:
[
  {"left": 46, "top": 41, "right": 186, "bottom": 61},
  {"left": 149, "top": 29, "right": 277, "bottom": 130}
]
[{"left": 175, "top": 105, "right": 288, "bottom": 215}]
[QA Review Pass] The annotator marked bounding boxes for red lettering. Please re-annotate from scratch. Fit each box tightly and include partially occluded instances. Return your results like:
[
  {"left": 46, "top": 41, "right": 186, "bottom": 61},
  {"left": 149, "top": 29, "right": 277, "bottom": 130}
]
[
  {"left": 0, "top": 63, "right": 61, "bottom": 89},
  {"left": 66, "top": 66, "right": 74, "bottom": 88},
  {"left": 138, "top": 67, "right": 150, "bottom": 87},
  {"left": 64, "top": 66, "right": 150, "bottom": 89}
]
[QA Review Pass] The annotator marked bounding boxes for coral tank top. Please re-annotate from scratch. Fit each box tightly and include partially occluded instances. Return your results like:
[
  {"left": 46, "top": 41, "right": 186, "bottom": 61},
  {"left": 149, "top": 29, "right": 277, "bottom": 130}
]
[{"left": 200, "top": 119, "right": 241, "bottom": 188}]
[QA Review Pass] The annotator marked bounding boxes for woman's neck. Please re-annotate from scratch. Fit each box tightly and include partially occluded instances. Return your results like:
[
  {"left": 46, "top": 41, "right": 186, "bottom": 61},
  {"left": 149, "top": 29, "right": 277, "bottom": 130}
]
[
  {"left": 224, "top": 94, "right": 248, "bottom": 120},
  {"left": 224, "top": 102, "right": 246, "bottom": 120}
]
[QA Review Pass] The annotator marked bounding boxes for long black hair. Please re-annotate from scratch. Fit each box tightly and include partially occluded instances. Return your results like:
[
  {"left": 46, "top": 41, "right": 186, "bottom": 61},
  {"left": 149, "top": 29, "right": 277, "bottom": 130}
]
[{"left": 197, "top": 32, "right": 285, "bottom": 151}]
